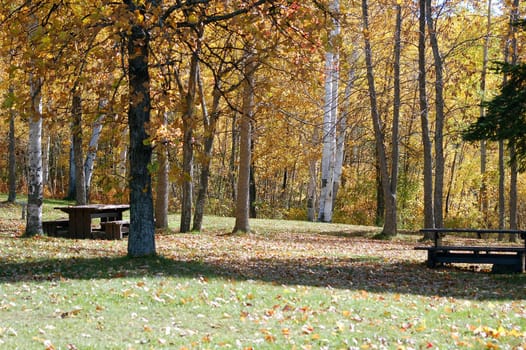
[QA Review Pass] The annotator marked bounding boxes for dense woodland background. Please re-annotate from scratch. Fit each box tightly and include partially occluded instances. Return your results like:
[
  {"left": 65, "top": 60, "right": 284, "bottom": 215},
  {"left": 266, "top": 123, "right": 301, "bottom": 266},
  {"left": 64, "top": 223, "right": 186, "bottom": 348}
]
[{"left": 1, "top": 1, "right": 525, "bottom": 235}]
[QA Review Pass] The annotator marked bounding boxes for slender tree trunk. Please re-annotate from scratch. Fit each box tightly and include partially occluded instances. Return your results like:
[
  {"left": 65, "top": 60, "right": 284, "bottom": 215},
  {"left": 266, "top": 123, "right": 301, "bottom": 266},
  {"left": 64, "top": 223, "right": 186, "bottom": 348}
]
[
  {"left": 126, "top": 1, "right": 156, "bottom": 257},
  {"left": 229, "top": 113, "right": 239, "bottom": 202},
  {"left": 418, "top": 0, "right": 434, "bottom": 233},
  {"left": 7, "top": 89, "right": 16, "bottom": 203},
  {"left": 249, "top": 164, "right": 257, "bottom": 218},
  {"left": 479, "top": 0, "right": 492, "bottom": 227},
  {"left": 233, "top": 46, "right": 256, "bottom": 233},
  {"left": 193, "top": 74, "right": 221, "bottom": 231},
  {"left": 499, "top": 140, "right": 505, "bottom": 231},
  {"left": 307, "top": 128, "right": 319, "bottom": 222},
  {"left": 510, "top": 146, "right": 518, "bottom": 234},
  {"left": 333, "top": 51, "right": 357, "bottom": 208},
  {"left": 508, "top": 0, "right": 519, "bottom": 241},
  {"left": 67, "top": 142, "right": 76, "bottom": 200},
  {"left": 42, "top": 131, "right": 50, "bottom": 193},
  {"left": 180, "top": 46, "right": 200, "bottom": 233},
  {"left": 72, "top": 91, "right": 87, "bottom": 205},
  {"left": 362, "top": 0, "right": 396, "bottom": 236},
  {"left": 384, "top": 2, "right": 402, "bottom": 235},
  {"left": 155, "top": 111, "right": 169, "bottom": 229},
  {"left": 84, "top": 109, "right": 105, "bottom": 201},
  {"left": 426, "top": 0, "right": 444, "bottom": 228},
  {"left": 318, "top": 0, "right": 340, "bottom": 223}
]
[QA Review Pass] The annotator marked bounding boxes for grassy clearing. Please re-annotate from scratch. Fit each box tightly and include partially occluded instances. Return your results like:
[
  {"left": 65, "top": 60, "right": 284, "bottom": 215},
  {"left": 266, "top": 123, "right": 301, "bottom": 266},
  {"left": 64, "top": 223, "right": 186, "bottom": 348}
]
[{"left": 0, "top": 197, "right": 525, "bottom": 349}]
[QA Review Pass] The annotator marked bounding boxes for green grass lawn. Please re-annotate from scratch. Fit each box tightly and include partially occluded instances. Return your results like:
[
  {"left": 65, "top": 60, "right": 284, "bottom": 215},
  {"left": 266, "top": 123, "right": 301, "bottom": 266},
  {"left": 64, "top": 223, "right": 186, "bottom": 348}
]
[{"left": 0, "top": 197, "right": 525, "bottom": 349}]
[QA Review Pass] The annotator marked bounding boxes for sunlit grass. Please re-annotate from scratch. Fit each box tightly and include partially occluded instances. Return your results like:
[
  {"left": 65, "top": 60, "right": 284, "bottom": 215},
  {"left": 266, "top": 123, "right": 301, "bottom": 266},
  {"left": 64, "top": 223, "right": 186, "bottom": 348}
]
[{"left": 0, "top": 194, "right": 525, "bottom": 349}]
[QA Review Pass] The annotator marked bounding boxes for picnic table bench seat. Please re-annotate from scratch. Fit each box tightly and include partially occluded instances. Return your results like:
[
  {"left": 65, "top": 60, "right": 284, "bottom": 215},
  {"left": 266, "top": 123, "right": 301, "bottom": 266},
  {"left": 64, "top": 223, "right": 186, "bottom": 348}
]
[
  {"left": 43, "top": 219, "right": 69, "bottom": 237},
  {"left": 98, "top": 220, "right": 129, "bottom": 240},
  {"left": 415, "top": 228, "right": 526, "bottom": 273}
]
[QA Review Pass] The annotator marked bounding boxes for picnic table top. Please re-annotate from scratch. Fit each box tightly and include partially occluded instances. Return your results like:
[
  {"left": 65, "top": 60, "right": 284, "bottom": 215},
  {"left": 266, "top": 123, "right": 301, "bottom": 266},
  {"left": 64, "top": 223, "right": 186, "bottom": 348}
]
[{"left": 54, "top": 204, "right": 130, "bottom": 213}]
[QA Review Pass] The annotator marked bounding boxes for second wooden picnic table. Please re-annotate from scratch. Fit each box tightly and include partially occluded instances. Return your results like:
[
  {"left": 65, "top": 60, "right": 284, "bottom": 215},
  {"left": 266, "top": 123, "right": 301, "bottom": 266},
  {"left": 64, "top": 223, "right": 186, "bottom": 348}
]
[{"left": 55, "top": 204, "right": 130, "bottom": 239}]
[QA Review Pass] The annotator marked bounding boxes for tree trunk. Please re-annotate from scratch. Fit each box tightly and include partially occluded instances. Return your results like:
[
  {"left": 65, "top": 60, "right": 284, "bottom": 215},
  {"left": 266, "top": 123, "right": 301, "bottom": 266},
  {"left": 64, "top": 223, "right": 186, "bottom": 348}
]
[
  {"left": 233, "top": 46, "right": 256, "bottom": 233},
  {"left": 362, "top": 0, "right": 396, "bottom": 236},
  {"left": 333, "top": 50, "right": 357, "bottom": 209},
  {"left": 193, "top": 73, "right": 221, "bottom": 231},
  {"left": 126, "top": 2, "right": 156, "bottom": 257},
  {"left": 249, "top": 164, "right": 257, "bottom": 218},
  {"left": 508, "top": 0, "right": 519, "bottom": 241},
  {"left": 509, "top": 146, "right": 518, "bottom": 234},
  {"left": 7, "top": 88, "right": 16, "bottom": 203},
  {"left": 318, "top": 0, "right": 340, "bottom": 223},
  {"left": 499, "top": 140, "right": 505, "bottom": 231},
  {"left": 155, "top": 112, "right": 169, "bottom": 229},
  {"left": 25, "top": 12, "right": 43, "bottom": 237},
  {"left": 229, "top": 113, "right": 239, "bottom": 202},
  {"left": 418, "top": 0, "right": 435, "bottom": 233},
  {"left": 384, "top": 2, "right": 402, "bottom": 236},
  {"left": 307, "top": 128, "right": 319, "bottom": 222},
  {"left": 84, "top": 100, "right": 106, "bottom": 201},
  {"left": 25, "top": 71, "right": 43, "bottom": 236},
  {"left": 72, "top": 91, "right": 87, "bottom": 205},
  {"left": 67, "top": 142, "right": 76, "bottom": 201},
  {"left": 180, "top": 47, "right": 200, "bottom": 233},
  {"left": 479, "top": 0, "right": 492, "bottom": 227},
  {"left": 426, "top": 0, "right": 444, "bottom": 228}
]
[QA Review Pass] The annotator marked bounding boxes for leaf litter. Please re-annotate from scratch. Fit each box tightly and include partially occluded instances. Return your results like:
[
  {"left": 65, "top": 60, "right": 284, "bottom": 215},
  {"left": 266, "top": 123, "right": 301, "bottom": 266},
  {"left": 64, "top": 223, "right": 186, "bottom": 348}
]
[{"left": 0, "top": 221, "right": 525, "bottom": 348}]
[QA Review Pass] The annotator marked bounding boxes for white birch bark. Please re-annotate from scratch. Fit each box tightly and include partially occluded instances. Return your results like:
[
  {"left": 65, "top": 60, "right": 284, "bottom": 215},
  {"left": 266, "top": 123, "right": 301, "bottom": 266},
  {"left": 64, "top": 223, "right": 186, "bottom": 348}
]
[
  {"left": 84, "top": 101, "right": 106, "bottom": 198},
  {"left": 318, "top": 0, "right": 340, "bottom": 222},
  {"left": 26, "top": 71, "right": 43, "bottom": 236},
  {"left": 25, "top": 12, "right": 43, "bottom": 236}
]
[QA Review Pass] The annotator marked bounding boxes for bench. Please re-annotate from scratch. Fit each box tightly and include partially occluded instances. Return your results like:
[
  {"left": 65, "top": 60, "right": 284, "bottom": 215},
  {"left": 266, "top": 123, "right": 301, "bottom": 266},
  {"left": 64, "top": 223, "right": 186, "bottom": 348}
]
[
  {"left": 415, "top": 228, "right": 526, "bottom": 273},
  {"left": 43, "top": 219, "right": 69, "bottom": 237},
  {"left": 97, "top": 220, "right": 129, "bottom": 240}
]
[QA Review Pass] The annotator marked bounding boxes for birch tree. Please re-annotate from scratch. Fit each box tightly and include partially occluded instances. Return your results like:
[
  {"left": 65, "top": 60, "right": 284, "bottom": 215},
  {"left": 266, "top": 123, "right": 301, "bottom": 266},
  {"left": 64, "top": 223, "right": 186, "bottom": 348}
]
[
  {"left": 318, "top": 0, "right": 340, "bottom": 222},
  {"left": 24, "top": 6, "right": 44, "bottom": 236}
]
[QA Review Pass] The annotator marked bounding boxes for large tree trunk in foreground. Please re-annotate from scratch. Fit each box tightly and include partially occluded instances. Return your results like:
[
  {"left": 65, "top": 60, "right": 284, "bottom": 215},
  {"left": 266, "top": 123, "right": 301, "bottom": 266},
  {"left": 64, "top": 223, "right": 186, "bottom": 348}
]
[{"left": 127, "top": 3, "right": 156, "bottom": 257}]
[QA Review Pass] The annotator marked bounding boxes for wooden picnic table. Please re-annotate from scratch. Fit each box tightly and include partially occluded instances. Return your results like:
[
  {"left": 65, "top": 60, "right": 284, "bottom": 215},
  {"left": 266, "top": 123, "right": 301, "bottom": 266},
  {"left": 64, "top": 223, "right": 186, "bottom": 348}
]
[
  {"left": 415, "top": 228, "right": 526, "bottom": 273},
  {"left": 54, "top": 204, "right": 130, "bottom": 239}
]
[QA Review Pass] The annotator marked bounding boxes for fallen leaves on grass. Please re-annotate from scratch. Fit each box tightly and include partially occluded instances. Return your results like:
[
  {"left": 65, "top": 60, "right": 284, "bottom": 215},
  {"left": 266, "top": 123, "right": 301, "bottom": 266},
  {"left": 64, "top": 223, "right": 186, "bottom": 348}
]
[{"left": 1, "top": 217, "right": 526, "bottom": 349}]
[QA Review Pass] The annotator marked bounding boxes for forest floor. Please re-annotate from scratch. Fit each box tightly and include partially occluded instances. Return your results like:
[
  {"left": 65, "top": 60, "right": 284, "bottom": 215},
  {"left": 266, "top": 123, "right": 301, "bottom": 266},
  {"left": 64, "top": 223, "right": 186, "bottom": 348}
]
[{"left": 0, "top": 199, "right": 525, "bottom": 349}]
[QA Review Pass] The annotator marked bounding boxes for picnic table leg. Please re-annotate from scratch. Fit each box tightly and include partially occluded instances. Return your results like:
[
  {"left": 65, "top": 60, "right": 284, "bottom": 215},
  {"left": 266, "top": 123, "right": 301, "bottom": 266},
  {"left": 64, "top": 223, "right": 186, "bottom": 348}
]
[
  {"left": 427, "top": 250, "right": 437, "bottom": 268},
  {"left": 519, "top": 251, "right": 525, "bottom": 273},
  {"left": 68, "top": 210, "right": 92, "bottom": 239}
]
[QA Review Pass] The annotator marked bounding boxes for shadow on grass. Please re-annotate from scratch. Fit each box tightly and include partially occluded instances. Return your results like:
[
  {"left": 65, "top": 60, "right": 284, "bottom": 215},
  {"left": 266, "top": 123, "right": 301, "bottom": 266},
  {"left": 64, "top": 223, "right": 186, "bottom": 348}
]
[{"left": 1, "top": 253, "right": 524, "bottom": 301}]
